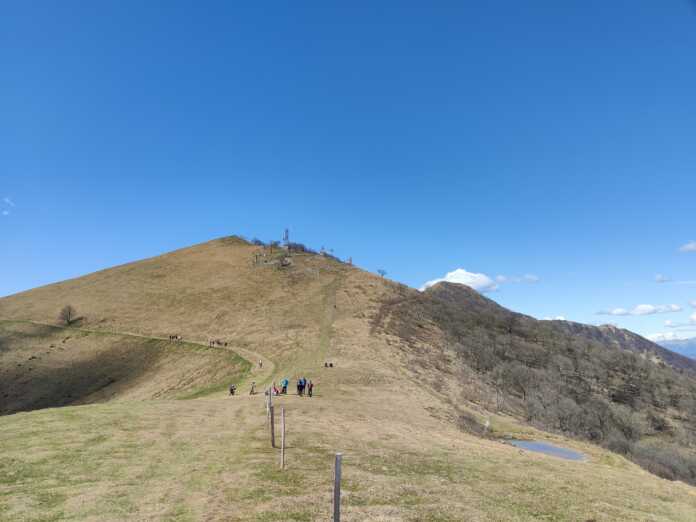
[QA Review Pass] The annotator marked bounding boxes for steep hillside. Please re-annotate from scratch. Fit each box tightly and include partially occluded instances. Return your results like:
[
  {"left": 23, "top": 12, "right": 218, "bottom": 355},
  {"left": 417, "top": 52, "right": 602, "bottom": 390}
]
[
  {"left": 555, "top": 321, "right": 696, "bottom": 371},
  {"left": 0, "top": 320, "right": 250, "bottom": 415},
  {"left": 424, "top": 282, "right": 696, "bottom": 371},
  {"left": 2, "top": 236, "right": 696, "bottom": 520},
  {"left": 0, "top": 237, "right": 395, "bottom": 382}
]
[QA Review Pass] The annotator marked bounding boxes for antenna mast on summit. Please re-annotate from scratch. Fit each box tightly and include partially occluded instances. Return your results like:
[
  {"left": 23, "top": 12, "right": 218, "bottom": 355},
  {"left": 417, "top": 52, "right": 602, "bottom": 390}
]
[{"left": 283, "top": 228, "right": 289, "bottom": 245}]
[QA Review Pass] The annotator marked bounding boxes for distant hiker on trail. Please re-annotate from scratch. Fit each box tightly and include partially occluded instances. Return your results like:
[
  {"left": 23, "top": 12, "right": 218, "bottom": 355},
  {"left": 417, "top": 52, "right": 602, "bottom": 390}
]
[
  {"left": 281, "top": 378, "right": 289, "bottom": 394},
  {"left": 249, "top": 382, "right": 256, "bottom": 395},
  {"left": 229, "top": 384, "right": 236, "bottom": 396},
  {"left": 297, "top": 378, "right": 305, "bottom": 396},
  {"left": 307, "top": 380, "right": 314, "bottom": 397},
  {"left": 259, "top": 360, "right": 263, "bottom": 369},
  {"left": 273, "top": 383, "right": 280, "bottom": 396}
]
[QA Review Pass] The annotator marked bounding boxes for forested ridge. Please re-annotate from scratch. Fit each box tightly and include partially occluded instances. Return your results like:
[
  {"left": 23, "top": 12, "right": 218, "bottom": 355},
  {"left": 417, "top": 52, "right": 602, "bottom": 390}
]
[{"left": 375, "top": 281, "right": 696, "bottom": 485}]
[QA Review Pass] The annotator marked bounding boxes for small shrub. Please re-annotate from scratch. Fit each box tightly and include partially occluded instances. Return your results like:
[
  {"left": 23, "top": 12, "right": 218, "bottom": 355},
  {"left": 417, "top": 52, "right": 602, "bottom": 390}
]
[
  {"left": 287, "top": 242, "right": 316, "bottom": 254},
  {"left": 58, "top": 305, "right": 77, "bottom": 326},
  {"left": 457, "top": 411, "right": 488, "bottom": 436},
  {"left": 631, "top": 442, "right": 696, "bottom": 485},
  {"left": 605, "top": 430, "right": 633, "bottom": 455}
]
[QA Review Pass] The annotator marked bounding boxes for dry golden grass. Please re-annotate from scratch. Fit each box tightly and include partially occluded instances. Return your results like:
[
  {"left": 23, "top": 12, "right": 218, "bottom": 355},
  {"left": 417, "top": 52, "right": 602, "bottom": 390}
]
[
  {"left": 1, "top": 237, "right": 696, "bottom": 521},
  {"left": 0, "top": 320, "right": 251, "bottom": 414}
]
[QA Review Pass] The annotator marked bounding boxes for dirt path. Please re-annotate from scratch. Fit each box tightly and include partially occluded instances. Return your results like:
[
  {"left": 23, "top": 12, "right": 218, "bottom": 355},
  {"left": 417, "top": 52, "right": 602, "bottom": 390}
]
[{"left": 318, "top": 273, "right": 342, "bottom": 362}]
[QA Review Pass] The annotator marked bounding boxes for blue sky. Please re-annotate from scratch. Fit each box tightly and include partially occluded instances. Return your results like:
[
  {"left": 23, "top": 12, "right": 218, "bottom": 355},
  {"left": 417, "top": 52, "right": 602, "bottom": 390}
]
[{"left": 2, "top": 1, "right": 696, "bottom": 342}]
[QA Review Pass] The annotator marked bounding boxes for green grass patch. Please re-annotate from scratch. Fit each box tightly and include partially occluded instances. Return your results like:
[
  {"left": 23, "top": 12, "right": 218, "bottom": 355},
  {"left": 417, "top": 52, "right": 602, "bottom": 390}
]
[{"left": 176, "top": 352, "right": 251, "bottom": 399}]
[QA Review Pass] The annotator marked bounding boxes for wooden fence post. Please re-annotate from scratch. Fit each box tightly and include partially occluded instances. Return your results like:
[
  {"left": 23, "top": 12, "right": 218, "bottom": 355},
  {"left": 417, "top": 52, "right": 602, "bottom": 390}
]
[
  {"left": 269, "top": 405, "right": 276, "bottom": 448},
  {"left": 280, "top": 407, "right": 286, "bottom": 470},
  {"left": 333, "top": 453, "right": 342, "bottom": 522},
  {"left": 266, "top": 388, "right": 273, "bottom": 422}
]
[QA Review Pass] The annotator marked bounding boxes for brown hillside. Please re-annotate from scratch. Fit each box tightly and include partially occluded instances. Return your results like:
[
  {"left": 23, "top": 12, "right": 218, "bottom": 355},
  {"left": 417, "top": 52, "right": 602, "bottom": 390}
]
[
  {"left": 0, "top": 320, "right": 250, "bottom": 415},
  {"left": 2, "top": 236, "right": 696, "bottom": 520},
  {"left": 0, "top": 237, "right": 395, "bottom": 376}
]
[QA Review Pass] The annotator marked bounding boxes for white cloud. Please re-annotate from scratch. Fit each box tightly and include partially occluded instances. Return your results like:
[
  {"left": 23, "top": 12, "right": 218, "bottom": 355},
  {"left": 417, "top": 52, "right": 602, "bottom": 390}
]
[
  {"left": 494, "top": 273, "right": 541, "bottom": 284},
  {"left": 3, "top": 197, "right": 15, "bottom": 207},
  {"left": 1, "top": 210, "right": 8, "bottom": 216},
  {"left": 504, "top": 274, "right": 541, "bottom": 284},
  {"left": 679, "top": 241, "right": 696, "bottom": 253},
  {"left": 655, "top": 274, "right": 696, "bottom": 286},
  {"left": 663, "top": 314, "right": 696, "bottom": 329},
  {"left": 598, "top": 304, "right": 682, "bottom": 316},
  {"left": 422, "top": 269, "right": 540, "bottom": 293},
  {"left": 602, "top": 308, "right": 630, "bottom": 316},
  {"left": 690, "top": 300, "right": 696, "bottom": 309},
  {"left": 635, "top": 304, "right": 682, "bottom": 315},
  {"left": 543, "top": 315, "right": 566, "bottom": 321},
  {"left": 647, "top": 332, "right": 696, "bottom": 342},
  {"left": 421, "top": 268, "right": 498, "bottom": 293}
]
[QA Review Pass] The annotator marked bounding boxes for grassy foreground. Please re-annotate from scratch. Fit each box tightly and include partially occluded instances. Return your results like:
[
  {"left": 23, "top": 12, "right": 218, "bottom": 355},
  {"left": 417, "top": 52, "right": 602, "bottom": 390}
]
[{"left": 2, "top": 386, "right": 696, "bottom": 521}]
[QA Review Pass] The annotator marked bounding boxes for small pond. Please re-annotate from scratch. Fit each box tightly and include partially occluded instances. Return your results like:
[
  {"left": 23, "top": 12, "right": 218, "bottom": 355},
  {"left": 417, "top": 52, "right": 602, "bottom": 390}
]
[{"left": 508, "top": 440, "right": 586, "bottom": 461}]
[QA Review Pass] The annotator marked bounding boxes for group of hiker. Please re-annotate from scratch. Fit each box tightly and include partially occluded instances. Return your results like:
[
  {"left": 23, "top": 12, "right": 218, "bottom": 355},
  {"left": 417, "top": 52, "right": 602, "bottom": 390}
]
[
  {"left": 230, "top": 377, "right": 314, "bottom": 397},
  {"left": 270, "top": 377, "right": 313, "bottom": 397},
  {"left": 296, "top": 377, "right": 313, "bottom": 397}
]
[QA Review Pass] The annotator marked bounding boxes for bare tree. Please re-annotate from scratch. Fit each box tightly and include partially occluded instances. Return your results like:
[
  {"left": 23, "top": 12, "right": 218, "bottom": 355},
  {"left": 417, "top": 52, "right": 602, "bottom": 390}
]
[
  {"left": 377, "top": 269, "right": 387, "bottom": 278},
  {"left": 59, "top": 305, "right": 77, "bottom": 325},
  {"left": 506, "top": 361, "right": 535, "bottom": 402},
  {"left": 490, "top": 366, "right": 507, "bottom": 411}
]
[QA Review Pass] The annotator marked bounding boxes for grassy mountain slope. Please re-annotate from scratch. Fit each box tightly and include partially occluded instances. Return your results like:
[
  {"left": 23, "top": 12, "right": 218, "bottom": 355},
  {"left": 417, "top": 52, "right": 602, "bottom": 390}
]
[
  {"left": 2, "top": 237, "right": 696, "bottom": 521},
  {"left": 0, "top": 320, "right": 250, "bottom": 415}
]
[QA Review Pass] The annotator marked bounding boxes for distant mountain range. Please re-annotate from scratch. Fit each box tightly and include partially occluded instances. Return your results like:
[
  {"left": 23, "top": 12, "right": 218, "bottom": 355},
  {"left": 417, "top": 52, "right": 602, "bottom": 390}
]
[{"left": 659, "top": 338, "right": 696, "bottom": 360}]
